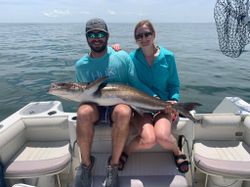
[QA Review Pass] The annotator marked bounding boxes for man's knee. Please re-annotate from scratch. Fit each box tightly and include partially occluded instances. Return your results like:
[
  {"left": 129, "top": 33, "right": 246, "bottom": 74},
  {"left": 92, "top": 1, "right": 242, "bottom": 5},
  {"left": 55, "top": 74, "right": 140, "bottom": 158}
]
[
  {"left": 112, "top": 104, "right": 132, "bottom": 121},
  {"left": 77, "top": 104, "right": 99, "bottom": 123}
]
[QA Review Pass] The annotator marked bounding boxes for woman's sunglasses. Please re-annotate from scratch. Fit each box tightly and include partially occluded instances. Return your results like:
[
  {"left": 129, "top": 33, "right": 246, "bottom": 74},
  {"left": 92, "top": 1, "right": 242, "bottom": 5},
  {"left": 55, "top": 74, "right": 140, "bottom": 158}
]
[
  {"left": 86, "top": 31, "right": 107, "bottom": 39},
  {"left": 135, "top": 32, "right": 152, "bottom": 40}
]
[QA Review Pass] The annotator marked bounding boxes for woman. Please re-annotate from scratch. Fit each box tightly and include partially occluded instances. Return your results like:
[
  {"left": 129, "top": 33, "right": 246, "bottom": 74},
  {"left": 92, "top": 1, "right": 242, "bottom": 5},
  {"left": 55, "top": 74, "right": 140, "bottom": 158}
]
[{"left": 117, "top": 20, "right": 189, "bottom": 173}]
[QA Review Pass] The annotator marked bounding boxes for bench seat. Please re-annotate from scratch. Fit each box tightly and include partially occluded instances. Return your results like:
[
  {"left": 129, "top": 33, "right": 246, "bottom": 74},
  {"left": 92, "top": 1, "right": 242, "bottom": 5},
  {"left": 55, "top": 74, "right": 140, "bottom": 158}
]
[
  {"left": 5, "top": 141, "right": 71, "bottom": 178},
  {"left": 193, "top": 140, "right": 250, "bottom": 178}
]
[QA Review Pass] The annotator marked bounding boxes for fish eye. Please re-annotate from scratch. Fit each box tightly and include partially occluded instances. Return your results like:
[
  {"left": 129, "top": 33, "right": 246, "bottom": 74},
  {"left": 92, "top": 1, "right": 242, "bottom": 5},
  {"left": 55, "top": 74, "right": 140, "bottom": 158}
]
[
  {"left": 74, "top": 86, "right": 80, "bottom": 90},
  {"left": 59, "top": 83, "right": 68, "bottom": 87},
  {"left": 71, "top": 83, "right": 82, "bottom": 90}
]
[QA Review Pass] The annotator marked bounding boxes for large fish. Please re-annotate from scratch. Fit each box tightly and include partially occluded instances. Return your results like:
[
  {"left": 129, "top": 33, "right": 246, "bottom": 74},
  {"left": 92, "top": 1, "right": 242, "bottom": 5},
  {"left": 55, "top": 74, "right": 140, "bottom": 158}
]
[{"left": 48, "top": 77, "right": 201, "bottom": 122}]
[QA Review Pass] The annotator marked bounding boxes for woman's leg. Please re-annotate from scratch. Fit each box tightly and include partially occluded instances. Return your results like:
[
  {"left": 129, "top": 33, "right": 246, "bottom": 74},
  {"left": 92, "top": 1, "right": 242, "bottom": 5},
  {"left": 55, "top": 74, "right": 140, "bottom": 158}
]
[
  {"left": 154, "top": 113, "right": 189, "bottom": 173},
  {"left": 154, "top": 113, "right": 181, "bottom": 155},
  {"left": 124, "top": 113, "right": 156, "bottom": 155}
]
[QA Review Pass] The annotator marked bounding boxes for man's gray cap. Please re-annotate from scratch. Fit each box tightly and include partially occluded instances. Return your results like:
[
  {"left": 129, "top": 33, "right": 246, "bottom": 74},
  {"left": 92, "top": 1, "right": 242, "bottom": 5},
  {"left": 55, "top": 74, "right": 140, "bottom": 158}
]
[{"left": 85, "top": 18, "right": 108, "bottom": 33}]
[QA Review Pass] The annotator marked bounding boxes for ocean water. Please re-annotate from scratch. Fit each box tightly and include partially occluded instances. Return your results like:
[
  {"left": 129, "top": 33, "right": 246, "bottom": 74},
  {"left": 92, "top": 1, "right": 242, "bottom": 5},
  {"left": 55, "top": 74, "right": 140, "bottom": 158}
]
[{"left": 0, "top": 23, "right": 250, "bottom": 121}]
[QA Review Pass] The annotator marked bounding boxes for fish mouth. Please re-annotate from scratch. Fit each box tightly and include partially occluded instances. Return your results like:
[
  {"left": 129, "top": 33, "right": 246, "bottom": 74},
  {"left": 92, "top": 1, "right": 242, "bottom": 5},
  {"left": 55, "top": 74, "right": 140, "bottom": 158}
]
[
  {"left": 50, "top": 82, "right": 57, "bottom": 88},
  {"left": 50, "top": 82, "right": 68, "bottom": 89},
  {"left": 48, "top": 83, "right": 60, "bottom": 93}
]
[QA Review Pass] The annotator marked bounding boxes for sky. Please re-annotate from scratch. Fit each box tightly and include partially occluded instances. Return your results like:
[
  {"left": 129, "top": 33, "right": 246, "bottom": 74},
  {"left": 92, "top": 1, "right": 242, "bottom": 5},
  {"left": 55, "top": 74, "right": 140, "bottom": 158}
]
[{"left": 0, "top": 0, "right": 217, "bottom": 23}]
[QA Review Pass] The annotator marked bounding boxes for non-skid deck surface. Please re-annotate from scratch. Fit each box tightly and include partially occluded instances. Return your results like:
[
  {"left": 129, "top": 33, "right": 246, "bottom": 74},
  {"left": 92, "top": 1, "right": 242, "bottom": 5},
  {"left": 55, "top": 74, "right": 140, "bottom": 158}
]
[{"left": 91, "top": 152, "right": 188, "bottom": 187}]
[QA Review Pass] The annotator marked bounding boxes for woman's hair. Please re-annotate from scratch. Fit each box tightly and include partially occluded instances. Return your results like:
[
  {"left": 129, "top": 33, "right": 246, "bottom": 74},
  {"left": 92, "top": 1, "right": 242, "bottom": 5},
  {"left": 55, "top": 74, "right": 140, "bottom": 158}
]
[{"left": 134, "top": 20, "right": 156, "bottom": 39}]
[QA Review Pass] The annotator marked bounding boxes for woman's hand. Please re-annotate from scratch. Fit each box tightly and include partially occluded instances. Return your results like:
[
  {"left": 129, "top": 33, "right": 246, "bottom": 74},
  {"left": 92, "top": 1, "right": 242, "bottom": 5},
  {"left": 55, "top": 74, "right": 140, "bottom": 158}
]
[
  {"left": 111, "top": 44, "right": 121, "bottom": 51},
  {"left": 164, "top": 100, "right": 179, "bottom": 122},
  {"left": 164, "top": 100, "right": 176, "bottom": 113}
]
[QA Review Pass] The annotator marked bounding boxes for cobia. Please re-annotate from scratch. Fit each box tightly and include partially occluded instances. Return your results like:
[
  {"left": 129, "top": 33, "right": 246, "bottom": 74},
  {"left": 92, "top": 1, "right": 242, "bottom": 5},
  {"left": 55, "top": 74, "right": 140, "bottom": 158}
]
[{"left": 48, "top": 77, "right": 201, "bottom": 122}]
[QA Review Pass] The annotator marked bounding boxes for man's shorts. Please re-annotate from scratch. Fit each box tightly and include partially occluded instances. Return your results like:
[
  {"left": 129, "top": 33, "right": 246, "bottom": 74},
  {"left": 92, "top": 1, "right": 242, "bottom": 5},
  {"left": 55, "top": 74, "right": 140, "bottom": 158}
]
[{"left": 98, "top": 106, "right": 114, "bottom": 125}]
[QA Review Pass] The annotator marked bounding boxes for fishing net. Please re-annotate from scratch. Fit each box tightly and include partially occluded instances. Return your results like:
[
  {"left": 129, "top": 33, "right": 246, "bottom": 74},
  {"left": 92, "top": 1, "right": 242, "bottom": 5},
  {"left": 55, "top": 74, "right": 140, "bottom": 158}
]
[{"left": 214, "top": 0, "right": 250, "bottom": 58}]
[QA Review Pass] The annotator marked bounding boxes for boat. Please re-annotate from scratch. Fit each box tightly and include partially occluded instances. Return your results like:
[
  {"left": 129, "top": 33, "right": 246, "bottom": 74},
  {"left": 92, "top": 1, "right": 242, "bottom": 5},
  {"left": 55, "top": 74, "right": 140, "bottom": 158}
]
[{"left": 0, "top": 96, "right": 250, "bottom": 187}]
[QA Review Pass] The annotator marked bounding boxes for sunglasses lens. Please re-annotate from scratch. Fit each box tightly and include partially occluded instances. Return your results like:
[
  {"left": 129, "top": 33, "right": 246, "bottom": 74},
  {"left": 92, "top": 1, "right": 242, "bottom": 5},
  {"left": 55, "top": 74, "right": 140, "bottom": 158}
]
[
  {"left": 136, "top": 32, "right": 152, "bottom": 40},
  {"left": 135, "top": 33, "right": 143, "bottom": 40},
  {"left": 97, "top": 32, "right": 106, "bottom": 38},
  {"left": 144, "top": 32, "right": 152, "bottom": 37},
  {"left": 87, "top": 32, "right": 107, "bottom": 39},
  {"left": 87, "top": 32, "right": 95, "bottom": 38}
]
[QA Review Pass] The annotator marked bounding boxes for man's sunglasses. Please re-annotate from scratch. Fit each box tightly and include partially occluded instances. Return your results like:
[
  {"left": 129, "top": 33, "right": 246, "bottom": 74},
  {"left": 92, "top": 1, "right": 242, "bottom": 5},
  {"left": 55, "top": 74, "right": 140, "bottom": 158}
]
[
  {"left": 135, "top": 32, "right": 152, "bottom": 40},
  {"left": 86, "top": 31, "right": 107, "bottom": 39}
]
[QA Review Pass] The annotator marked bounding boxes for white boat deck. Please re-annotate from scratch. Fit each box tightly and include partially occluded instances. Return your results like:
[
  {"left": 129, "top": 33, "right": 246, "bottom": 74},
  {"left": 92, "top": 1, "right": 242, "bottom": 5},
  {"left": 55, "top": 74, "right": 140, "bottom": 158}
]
[{"left": 1, "top": 97, "right": 250, "bottom": 187}]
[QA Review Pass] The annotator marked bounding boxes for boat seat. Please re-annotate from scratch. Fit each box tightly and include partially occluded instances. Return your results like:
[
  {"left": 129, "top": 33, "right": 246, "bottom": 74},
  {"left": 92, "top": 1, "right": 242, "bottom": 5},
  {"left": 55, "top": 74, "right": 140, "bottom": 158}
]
[
  {"left": 193, "top": 140, "right": 250, "bottom": 178},
  {"left": 5, "top": 141, "right": 71, "bottom": 186},
  {"left": 12, "top": 184, "right": 36, "bottom": 187}
]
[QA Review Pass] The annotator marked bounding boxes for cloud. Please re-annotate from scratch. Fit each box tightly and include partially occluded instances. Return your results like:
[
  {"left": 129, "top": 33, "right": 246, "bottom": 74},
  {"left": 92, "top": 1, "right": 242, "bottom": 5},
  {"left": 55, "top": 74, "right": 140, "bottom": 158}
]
[
  {"left": 80, "top": 11, "right": 90, "bottom": 15},
  {"left": 108, "top": 10, "right": 116, "bottom": 15},
  {"left": 136, "top": 12, "right": 146, "bottom": 17},
  {"left": 43, "top": 9, "right": 70, "bottom": 18}
]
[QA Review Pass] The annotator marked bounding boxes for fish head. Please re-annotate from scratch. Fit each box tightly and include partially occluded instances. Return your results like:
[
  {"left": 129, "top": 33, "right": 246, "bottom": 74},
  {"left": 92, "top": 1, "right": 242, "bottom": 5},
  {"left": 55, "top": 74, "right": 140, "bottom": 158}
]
[{"left": 48, "top": 82, "right": 87, "bottom": 101}]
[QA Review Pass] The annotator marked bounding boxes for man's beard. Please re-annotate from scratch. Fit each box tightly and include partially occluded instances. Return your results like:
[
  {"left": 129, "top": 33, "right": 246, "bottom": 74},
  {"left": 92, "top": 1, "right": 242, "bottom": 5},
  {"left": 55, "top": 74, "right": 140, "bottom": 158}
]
[{"left": 88, "top": 40, "right": 108, "bottom": 53}]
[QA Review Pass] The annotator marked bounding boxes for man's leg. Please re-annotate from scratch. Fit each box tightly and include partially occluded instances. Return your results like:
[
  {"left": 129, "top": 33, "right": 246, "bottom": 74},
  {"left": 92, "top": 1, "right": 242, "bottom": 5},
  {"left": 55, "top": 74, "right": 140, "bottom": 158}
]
[
  {"left": 103, "top": 104, "right": 131, "bottom": 187},
  {"left": 77, "top": 103, "right": 99, "bottom": 165},
  {"left": 110, "top": 104, "right": 131, "bottom": 165},
  {"left": 74, "top": 103, "right": 99, "bottom": 187}
]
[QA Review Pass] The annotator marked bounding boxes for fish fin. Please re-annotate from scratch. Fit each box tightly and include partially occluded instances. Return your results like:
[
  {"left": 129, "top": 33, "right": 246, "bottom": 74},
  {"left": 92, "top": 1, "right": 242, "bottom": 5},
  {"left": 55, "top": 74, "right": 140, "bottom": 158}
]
[
  {"left": 85, "top": 76, "right": 108, "bottom": 95},
  {"left": 131, "top": 106, "right": 144, "bottom": 116},
  {"left": 175, "top": 102, "right": 202, "bottom": 111},
  {"left": 92, "top": 82, "right": 108, "bottom": 97},
  {"left": 179, "top": 110, "right": 198, "bottom": 123},
  {"left": 174, "top": 102, "right": 202, "bottom": 123},
  {"left": 55, "top": 95, "right": 77, "bottom": 102}
]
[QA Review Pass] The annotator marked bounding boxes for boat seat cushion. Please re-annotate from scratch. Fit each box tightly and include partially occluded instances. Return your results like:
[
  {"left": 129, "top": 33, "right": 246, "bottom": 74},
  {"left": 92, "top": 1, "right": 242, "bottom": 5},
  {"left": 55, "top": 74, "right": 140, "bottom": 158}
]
[
  {"left": 5, "top": 141, "right": 71, "bottom": 178},
  {"left": 12, "top": 184, "right": 35, "bottom": 187},
  {"left": 194, "top": 140, "right": 250, "bottom": 178}
]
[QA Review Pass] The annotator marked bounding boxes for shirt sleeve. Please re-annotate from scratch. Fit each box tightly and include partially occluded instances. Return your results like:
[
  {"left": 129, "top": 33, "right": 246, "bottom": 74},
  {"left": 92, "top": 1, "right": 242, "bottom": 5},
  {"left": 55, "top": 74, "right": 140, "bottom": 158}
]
[
  {"left": 75, "top": 59, "right": 87, "bottom": 83},
  {"left": 75, "top": 69, "right": 81, "bottom": 83}
]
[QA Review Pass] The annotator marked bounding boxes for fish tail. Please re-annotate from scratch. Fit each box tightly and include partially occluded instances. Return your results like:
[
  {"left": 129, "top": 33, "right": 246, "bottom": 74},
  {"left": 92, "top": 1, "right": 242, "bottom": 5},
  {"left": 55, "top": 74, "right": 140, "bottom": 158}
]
[
  {"left": 174, "top": 102, "right": 202, "bottom": 123},
  {"left": 180, "top": 102, "right": 202, "bottom": 111}
]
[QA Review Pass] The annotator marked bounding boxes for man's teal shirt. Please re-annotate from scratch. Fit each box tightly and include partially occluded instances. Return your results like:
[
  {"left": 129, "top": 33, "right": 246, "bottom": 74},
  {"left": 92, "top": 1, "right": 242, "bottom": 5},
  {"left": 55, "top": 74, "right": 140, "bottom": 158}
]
[{"left": 75, "top": 47, "right": 156, "bottom": 96}]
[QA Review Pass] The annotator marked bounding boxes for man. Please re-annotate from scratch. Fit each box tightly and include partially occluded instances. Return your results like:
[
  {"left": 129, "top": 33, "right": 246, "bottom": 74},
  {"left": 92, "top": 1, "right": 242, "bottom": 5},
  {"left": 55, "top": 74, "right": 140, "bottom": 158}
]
[{"left": 74, "top": 18, "right": 155, "bottom": 187}]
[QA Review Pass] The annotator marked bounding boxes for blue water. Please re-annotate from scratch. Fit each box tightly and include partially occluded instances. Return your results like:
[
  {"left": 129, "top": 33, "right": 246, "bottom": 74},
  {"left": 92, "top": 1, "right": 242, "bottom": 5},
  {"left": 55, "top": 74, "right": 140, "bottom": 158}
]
[{"left": 0, "top": 23, "right": 250, "bottom": 121}]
